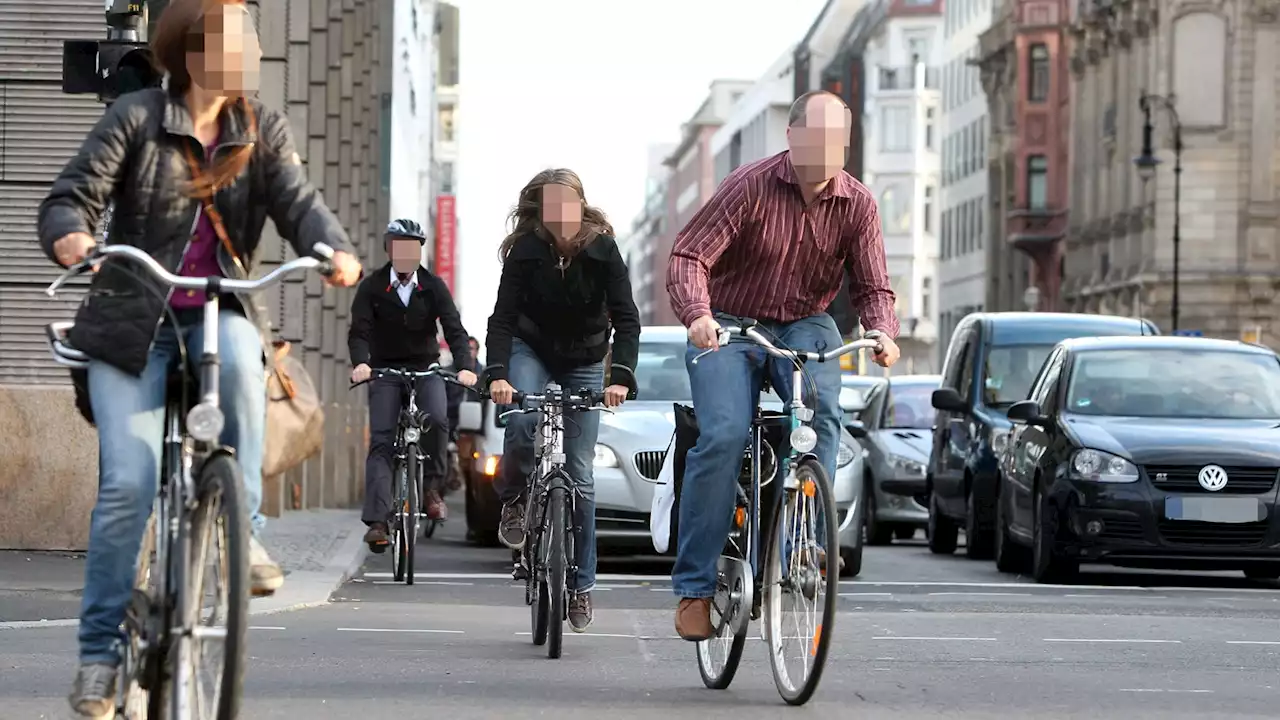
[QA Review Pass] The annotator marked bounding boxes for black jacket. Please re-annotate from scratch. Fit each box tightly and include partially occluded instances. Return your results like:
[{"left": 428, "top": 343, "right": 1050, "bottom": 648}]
[
  {"left": 347, "top": 262, "right": 471, "bottom": 372},
  {"left": 484, "top": 232, "right": 641, "bottom": 393},
  {"left": 36, "top": 88, "right": 353, "bottom": 376}
]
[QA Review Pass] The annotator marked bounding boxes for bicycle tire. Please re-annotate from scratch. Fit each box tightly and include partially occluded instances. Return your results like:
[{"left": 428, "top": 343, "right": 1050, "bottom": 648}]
[
  {"left": 120, "top": 513, "right": 163, "bottom": 719},
  {"left": 763, "top": 457, "right": 838, "bottom": 706},
  {"left": 695, "top": 558, "right": 749, "bottom": 689},
  {"left": 393, "top": 461, "right": 407, "bottom": 583},
  {"left": 545, "top": 485, "right": 568, "bottom": 659},
  {"left": 184, "top": 453, "right": 250, "bottom": 720},
  {"left": 405, "top": 449, "right": 420, "bottom": 585}
]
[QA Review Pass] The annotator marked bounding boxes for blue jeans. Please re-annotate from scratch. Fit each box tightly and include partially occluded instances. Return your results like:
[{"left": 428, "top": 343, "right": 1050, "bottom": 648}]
[
  {"left": 671, "top": 313, "right": 843, "bottom": 598},
  {"left": 495, "top": 338, "right": 604, "bottom": 593},
  {"left": 79, "top": 309, "right": 267, "bottom": 665}
]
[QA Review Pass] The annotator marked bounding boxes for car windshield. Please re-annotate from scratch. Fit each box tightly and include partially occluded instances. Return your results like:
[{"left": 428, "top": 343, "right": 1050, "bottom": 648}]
[
  {"left": 983, "top": 344, "right": 1054, "bottom": 406},
  {"left": 635, "top": 342, "right": 781, "bottom": 402},
  {"left": 885, "top": 384, "right": 937, "bottom": 429},
  {"left": 1065, "top": 348, "right": 1280, "bottom": 419}
]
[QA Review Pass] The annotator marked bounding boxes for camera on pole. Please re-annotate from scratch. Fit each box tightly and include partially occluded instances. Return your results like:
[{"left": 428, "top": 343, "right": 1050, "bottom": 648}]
[{"left": 61, "top": 0, "right": 162, "bottom": 104}]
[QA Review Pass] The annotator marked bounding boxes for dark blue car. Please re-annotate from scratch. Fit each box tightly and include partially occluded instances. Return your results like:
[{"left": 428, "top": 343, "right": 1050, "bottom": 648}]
[{"left": 925, "top": 312, "right": 1159, "bottom": 559}]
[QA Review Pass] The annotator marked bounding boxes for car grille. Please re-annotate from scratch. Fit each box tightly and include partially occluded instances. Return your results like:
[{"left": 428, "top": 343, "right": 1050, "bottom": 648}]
[
  {"left": 1099, "top": 517, "right": 1146, "bottom": 542},
  {"left": 1157, "top": 519, "right": 1269, "bottom": 547},
  {"left": 633, "top": 451, "right": 667, "bottom": 480},
  {"left": 1144, "top": 465, "right": 1278, "bottom": 494}
]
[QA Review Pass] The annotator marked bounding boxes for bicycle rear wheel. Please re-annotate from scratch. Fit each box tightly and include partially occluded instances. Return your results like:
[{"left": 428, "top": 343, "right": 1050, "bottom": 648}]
[
  {"left": 763, "top": 457, "right": 838, "bottom": 706},
  {"left": 695, "top": 555, "right": 751, "bottom": 689},
  {"left": 404, "top": 450, "right": 420, "bottom": 585},
  {"left": 182, "top": 453, "right": 250, "bottom": 720},
  {"left": 545, "top": 485, "right": 568, "bottom": 659}
]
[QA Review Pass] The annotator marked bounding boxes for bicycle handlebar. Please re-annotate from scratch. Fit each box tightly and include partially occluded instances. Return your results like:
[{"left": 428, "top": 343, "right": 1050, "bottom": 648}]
[
  {"left": 349, "top": 363, "right": 471, "bottom": 389},
  {"left": 692, "top": 318, "right": 884, "bottom": 365},
  {"left": 490, "top": 387, "right": 613, "bottom": 419},
  {"left": 45, "top": 242, "right": 336, "bottom": 297}
]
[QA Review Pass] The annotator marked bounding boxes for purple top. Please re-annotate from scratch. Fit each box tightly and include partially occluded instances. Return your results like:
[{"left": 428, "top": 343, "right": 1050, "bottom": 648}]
[{"left": 171, "top": 139, "right": 224, "bottom": 309}]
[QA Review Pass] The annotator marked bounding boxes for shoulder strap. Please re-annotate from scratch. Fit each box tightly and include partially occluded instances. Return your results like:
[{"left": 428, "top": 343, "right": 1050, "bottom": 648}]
[{"left": 182, "top": 141, "right": 247, "bottom": 277}]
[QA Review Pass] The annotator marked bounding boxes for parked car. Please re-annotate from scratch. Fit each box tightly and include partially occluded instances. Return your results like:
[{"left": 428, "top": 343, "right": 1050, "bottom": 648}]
[
  {"left": 848, "top": 375, "right": 940, "bottom": 544},
  {"left": 994, "top": 336, "right": 1280, "bottom": 582},
  {"left": 926, "top": 312, "right": 1159, "bottom": 559}
]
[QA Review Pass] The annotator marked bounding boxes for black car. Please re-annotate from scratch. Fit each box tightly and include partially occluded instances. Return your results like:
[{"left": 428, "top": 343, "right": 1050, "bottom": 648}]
[
  {"left": 927, "top": 312, "right": 1159, "bottom": 560},
  {"left": 993, "top": 336, "right": 1280, "bottom": 583}
]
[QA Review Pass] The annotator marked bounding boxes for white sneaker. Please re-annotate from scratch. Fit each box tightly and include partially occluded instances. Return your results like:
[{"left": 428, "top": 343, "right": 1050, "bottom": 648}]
[{"left": 249, "top": 536, "right": 284, "bottom": 596}]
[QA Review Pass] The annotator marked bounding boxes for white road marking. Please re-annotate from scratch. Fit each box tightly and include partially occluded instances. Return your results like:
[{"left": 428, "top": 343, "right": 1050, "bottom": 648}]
[
  {"left": 1119, "top": 689, "right": 1212, "bottom": 694},
  {"left": 839, "top": 592, "right": 894, "bottom": 597},
  {"left": 871, "top": 636, "right": 998, "bottom": 642},
  {"left": 335, "top": 627, "right": 464, "bottom": 634},
  {"left": 362, "top": 572, "right": 672, "bottom": 581},
  {"left": 927, "top": 592, "right": 1032, "bottom": 597},
  {"left": 370, "top": 580, "right": 475, "bottom": 586},
  {"left": 249, "top": 626, "right": 286, "bottom": 631},
  {"left": 513, "top": 631, "right": 684, "bottom": 640},
  {"left": 1226, "top": 640, "right": 1280, "bottom": 645},
  {"left": 1043, "top": 638, "right": 1181, "bottom": 644}
]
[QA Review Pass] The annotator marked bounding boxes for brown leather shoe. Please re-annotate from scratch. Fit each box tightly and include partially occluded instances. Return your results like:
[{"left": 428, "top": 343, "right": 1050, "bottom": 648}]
[
  {"left": 675, "top": 598, "right": 714, "bottom": 641},
  {"left": 364, "top": 522, "right": 389, "bottom": 553},
  {"left": 425, "top": 490, "right": 448, "bottom": 521}
]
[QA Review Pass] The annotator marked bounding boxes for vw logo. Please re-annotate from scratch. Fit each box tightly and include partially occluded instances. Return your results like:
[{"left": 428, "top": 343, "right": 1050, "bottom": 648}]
[{"left": 1198, "top": 464, "right": 1229, "bottom": 492}]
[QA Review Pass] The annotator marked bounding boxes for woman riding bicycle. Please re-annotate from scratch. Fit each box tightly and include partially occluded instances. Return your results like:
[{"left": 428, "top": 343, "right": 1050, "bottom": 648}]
[
  {"left": 37, "top": 1, "right": 361, "bottom": 715},
  {"left": 484, "top": 168, "right": 641, "bottom": 633}
]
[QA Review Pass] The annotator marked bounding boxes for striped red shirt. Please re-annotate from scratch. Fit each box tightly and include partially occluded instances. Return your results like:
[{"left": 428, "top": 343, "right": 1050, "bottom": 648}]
[{"left": 666, "top": 151, "right": 899, "bottom": 338}]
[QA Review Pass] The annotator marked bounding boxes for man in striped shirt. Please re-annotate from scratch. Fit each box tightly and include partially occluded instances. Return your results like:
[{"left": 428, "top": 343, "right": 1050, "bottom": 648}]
[{"left": 666, "top": 90, "right": 901, "bottom": 641}]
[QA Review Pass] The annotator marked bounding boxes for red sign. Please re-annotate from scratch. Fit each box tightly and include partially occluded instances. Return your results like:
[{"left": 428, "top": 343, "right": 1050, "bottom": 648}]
[{"left": 434, "top": 194, "right": 456, "bottom": 293}]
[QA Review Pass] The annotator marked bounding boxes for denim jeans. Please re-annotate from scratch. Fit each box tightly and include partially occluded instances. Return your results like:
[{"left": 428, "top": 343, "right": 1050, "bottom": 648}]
[
  {"left": 79, "top": 309, "right": 266, "bottom": 665},
  {"left": 495, "top": 338, "right": 604, "bottom": 593},
  {"left": 671, "top": 313, "right": 843, "bottom": 598}
]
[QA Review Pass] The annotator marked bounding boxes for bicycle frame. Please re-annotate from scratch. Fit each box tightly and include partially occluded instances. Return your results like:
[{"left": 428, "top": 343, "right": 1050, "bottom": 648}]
[{"left": 526, "top": 388, "right": 579, "bottom": 588}]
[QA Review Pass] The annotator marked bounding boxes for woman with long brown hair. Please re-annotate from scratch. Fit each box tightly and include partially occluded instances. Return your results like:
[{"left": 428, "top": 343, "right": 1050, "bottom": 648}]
[
  {"left": 484, "top": 168, "right": 641, "bottom": 633},
  {"left": 37, "top": 0, "right": 361, "bottom": 715}
]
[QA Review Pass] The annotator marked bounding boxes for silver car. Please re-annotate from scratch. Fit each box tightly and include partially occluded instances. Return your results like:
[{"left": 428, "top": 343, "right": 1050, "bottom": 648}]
[
  {"left": 846, "top": 374, "right": 940, "bottom": 544},
  {"left": 593, "top": 326, "right": 868, "bottom": 576}
]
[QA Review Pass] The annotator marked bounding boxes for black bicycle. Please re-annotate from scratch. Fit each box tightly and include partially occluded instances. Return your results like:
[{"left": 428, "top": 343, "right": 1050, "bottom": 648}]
[
  {"left": 495, "top": 384, "right": 609, "bottom": 659},
  {"left": 46, "top": 242, "right": 335, "bottom": 720},
  {"left": 689, "top": 319, "right": 882, "bottom": 705},
  {"left": 351, "top": 365, "right": 463, "bottom": 584}
]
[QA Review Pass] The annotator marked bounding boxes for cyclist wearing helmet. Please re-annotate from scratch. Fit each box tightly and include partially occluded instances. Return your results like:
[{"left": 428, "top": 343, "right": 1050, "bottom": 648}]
[{"left": 349, "top": 219, "right": 477, "bottom": 550}]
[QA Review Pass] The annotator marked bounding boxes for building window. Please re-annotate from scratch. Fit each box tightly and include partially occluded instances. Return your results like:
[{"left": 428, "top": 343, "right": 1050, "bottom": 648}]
[
  {"left": 1028, "top": 44, "right": 1050, "bottom": 102},
  {"left": 439, "top": 104, "right": 455, "bottom": 143},
  {"left": 925, "top": 107, "right": 936, "bottom": 150},
  {"left": 440, "top": 161, "right": 455, "bottom": 194},
  {"left": 942, "top": 208, "right": 951, "bottom": 258},
  {"left": 880, "top": 185, "right": 912, "bottom": 234},
  {"left": 924, "top": 185, "right": 935, "bottom": 233},
  {"left": 922, "top": 276, "right": 933, "bottom": 317},
  {"left": 881, "top": 106, "right": 912, "bottom": 152},
  {"left": 1027, "top": 155, "right": 1048, "bottom": 209}
]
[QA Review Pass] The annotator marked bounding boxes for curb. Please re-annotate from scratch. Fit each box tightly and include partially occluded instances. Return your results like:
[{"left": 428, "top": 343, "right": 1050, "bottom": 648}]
[{"left": 0, "top": 526, "right": 368, "bottom": 630}]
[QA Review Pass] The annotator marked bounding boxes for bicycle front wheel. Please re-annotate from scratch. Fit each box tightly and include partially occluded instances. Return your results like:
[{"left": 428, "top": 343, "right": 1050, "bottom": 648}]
[
  {"left": 545, "top": 485, "right": 568, "bottom": 659},
  {"left": 763, "top": 457, "right": 839, "bottom": 706},
  {"left": 404, "top": 450, "right": 420, "bottom": 585},
  {"left": 182, "top": 453, "right": 250, "bottom": 720}
]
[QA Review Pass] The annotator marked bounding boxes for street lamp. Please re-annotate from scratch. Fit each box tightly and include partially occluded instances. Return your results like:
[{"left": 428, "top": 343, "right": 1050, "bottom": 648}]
[{"left": 1132, "top": 93, "right": 1183, "bottom": 333}]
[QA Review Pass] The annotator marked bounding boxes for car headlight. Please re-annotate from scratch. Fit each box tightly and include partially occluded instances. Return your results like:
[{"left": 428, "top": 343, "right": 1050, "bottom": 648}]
[
  {"left": 990, "top": 428, "right": 1009, "bottom": 455},
  {"left": 594, "top": 444, "right": 619, "bottom": 468},
  {"left": 1070, "top": 448, "right": 1139, "bottom": 483},
  {"left": 837, "top": 442, "right": 856, "bottom": 468},
  {"left": 890, "top": 455, "right": 927, "bottom": 477}
]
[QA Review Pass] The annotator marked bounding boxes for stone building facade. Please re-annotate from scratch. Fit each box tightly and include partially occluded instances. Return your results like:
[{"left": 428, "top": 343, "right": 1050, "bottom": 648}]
[{"left": 1062, "top": 0, "right": 1280, "bottom": 342}]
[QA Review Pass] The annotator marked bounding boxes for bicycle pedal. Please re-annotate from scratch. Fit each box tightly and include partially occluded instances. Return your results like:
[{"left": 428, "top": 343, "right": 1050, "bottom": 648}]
[{"left": 512, "top": 564, "right": 529, "bottom": 581}]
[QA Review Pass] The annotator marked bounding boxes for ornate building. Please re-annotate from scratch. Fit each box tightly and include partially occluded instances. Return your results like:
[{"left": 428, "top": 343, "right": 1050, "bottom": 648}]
[{"left": 1061, "top": 0, "right": 1280, "bottom": 342}]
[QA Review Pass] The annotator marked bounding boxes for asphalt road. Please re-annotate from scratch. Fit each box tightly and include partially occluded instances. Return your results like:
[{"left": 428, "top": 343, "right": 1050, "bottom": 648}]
[{"left": 7, "top": 524, "right": 1280, "bottom": 719}]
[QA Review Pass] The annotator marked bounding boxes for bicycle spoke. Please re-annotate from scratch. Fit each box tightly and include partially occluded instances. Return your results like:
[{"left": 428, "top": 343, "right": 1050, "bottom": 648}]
[{"left": 189, "top": 490, "right": 230, "bottom": 719}]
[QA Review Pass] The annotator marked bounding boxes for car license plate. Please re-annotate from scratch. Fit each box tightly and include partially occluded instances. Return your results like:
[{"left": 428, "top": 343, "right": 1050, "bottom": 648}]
[{"left": 1164, "top": 497, "right": 1266, "bottom": 523}]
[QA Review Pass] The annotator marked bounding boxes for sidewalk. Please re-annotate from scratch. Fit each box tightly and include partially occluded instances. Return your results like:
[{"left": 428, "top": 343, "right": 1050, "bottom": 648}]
[{"left": 0, "top": 509, "right": 367, "bottom": 629}]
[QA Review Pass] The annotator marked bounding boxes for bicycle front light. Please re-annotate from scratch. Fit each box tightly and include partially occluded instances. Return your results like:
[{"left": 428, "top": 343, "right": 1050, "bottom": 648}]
[
  {"left": 186, "top": 402, "right": 225, "bottom": 443},
  {"left": 594, "top": 444, "right": 619, "bottom": 468},
  {"left": 790, "top": 425, "right": 819, "bottom": 454},
  {"left": 403, "top": 426, "right": 421, "bottom": 444}
]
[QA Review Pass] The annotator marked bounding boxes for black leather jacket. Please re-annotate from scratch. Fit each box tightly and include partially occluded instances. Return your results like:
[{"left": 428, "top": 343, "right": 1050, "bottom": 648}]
[{"left": 37, "top": 88, "right": 354, "bottom": 376}]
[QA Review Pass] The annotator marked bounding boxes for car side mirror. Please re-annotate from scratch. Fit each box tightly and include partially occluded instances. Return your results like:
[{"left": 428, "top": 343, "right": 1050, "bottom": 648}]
[
  {"left": 845, "top": 420, "right": 869, "bottom": 439},
  {"left": 1007, "top": 400, "right": 1048, "bottom": 426},
  {"left": 931, "top": 387, "right": 966, "bottom": 413},
  {"left": 457, "top": 400, "right": 483, "bottom": 433}
]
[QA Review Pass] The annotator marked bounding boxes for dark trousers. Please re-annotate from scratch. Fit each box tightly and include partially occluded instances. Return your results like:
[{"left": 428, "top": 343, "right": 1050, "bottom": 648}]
[{"left": 361, "top": 373, "right": 449, "bottom": 526}]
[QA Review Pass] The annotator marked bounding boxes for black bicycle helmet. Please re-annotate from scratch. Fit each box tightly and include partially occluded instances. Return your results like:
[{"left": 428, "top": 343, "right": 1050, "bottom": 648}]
[{"left": 385, "top": 218, "right": 427, "bottom": 244}]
